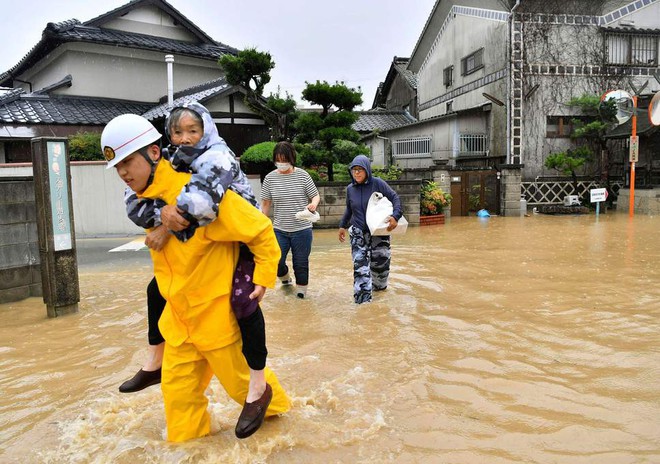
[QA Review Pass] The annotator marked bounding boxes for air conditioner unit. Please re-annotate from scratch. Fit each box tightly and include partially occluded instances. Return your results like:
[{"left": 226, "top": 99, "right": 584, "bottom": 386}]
[{"left": 563, "top": 195, "right": 580, "bottom": 206}]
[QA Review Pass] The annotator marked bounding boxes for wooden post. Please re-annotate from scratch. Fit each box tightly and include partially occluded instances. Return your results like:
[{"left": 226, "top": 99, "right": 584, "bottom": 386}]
[{"left": 31, "top": 137, "right": 80, "bottom": 317}]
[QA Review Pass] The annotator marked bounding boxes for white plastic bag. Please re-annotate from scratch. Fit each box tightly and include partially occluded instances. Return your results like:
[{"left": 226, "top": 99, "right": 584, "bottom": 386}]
[
  {"left": 295, "top": 208, "right": 320, "bottom": 223},
  {"left": 365, "top": 192, "right": 408, "bottom": 235}
]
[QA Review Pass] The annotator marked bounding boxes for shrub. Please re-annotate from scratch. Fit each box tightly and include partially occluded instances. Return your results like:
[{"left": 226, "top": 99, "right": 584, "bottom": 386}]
[
  {"left": 240, "top": 141, "right": 276, "bottom": 180},
  {"left": 68, "top": 131, "right": 103, "bottom": 161},
  {"left": 372, "top": 164, "right": 402, "bottom": 181},
  {"left": 420, "top": 181, "right": 452, "bottom": 215},
  {"left": 304, "top": 168, "right": 321, "bottom": 182}
]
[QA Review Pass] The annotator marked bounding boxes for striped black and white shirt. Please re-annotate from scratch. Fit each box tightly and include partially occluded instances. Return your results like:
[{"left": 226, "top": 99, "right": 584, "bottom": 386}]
[{"left": 261, "top": 168, "right": 319, "bottom": 232}]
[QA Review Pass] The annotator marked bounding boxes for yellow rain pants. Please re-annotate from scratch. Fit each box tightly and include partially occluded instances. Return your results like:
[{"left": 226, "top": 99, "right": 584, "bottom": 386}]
[{"left": 162, "top": 336, "right": 290, "bottom": 442}]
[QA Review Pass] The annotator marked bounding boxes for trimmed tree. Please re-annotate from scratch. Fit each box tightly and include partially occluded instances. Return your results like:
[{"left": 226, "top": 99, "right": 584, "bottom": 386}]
[
  {"left": 544, "top": 94, "right": 618, "bottom": 198},
  {"left": 294, "top": 81, "right": 365, "bottom": 181},
  {"left": 219, "top": 48, "right": 296, "bottom": 140}
]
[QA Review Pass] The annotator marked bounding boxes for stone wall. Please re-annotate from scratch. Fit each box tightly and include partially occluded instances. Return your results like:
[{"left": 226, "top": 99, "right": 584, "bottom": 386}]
[
  {"left": 0, "top": 178, "right": 41, "bottom": 303},
  {"left": 315, "top": 180, "right": 422, "bottom": 228},
  {"left": 616, "top": 188, "right": 660, "bottom": 215},
  {"left": 500, "top": 165, "right": 523, "bottom": 217}
]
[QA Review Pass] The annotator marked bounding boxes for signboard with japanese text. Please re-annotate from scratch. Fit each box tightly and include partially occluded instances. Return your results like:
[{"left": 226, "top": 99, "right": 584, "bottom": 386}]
[
  {"left": 47, "top": 141, "right": 72, "bottom": 251},
  {"left": 629, "top": 135, "right": 639, "bottom": 163},
  {"left": 590, "top": 188, "right": 608, "bottom": 203}
]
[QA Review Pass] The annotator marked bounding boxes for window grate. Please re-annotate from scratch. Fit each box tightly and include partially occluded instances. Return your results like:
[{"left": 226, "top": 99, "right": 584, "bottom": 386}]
[
  {"left": 606, "top": 32, "right": 658, "bottom": 66},
  {"left": 458, "top": 134, "right": 488, "bottom": 157},
  {"left": 393, "top": 137, "right": 432, "bottom": 158},
  {"left": 461, "top": 48, "right": 484, "bottom": 75}
]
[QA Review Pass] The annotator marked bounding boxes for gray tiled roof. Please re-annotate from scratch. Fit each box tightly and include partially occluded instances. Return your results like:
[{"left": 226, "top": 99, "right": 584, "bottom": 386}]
[
  {"left": 393, "top": 61, "right": 418, "bottom": 89},
  {"left": 0, "top": 20, "right": 236, "bottom": 85},
  {"left": 47, "top": 20, "right": 235, "bottom": 58},
  {"left": 352, "top": 110, "right": 417, "bottom": 133},
  {"left": 142, "top": 78, "right": 233, "bottom": 119},
  {"left": 0, "top": 90, "right": 153, "bottom": 124}
]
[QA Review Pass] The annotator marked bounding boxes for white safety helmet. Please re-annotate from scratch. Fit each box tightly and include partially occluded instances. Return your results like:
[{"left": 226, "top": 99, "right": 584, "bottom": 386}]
[{"left": 102, "top": 114, "right": 162, "bottom": 169}]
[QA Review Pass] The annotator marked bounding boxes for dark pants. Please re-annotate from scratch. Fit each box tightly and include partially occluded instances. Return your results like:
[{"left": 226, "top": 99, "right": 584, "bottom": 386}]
[
  {"left": 146, "top": 244, "right": 267, "bottom": 369},
  {"left": 274, "top": 227, "right": 313, "bottom": 285}
]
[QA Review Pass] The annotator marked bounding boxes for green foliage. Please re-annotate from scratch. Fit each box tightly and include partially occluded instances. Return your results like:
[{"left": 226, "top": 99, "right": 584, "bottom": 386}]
[
  {"left": 421, "top": 181, "right": 452, "bottom": 216},
  {"left": 240, "top": 141, "right": 276, "bottom": 180},
  {"left": 293, "top": 113, "right": 324, "bottom": 142},
  {"left": 219, "top": 48, "right": 274, "bottom": 95},
  {"left": 318, "top": 126, "right": 360, "bottom": 146},
  {"left": 69, "top": 131, "right": 103, "bottom": 161},
  {"left": 567, "top": 95, "right": 601, "bottom": 115},
  {"left": 296, "top": 142, "right": 330, "bottom": 168},
  {"left": 324, "top": 110, "right": 359, "bottom": 128},
  {"left": 219, "top": 48, "right": 297, "bottom": 140},
  {"left": 571, "top": 119, "right": 608, "bottom": 140},
  {"left": 544, "top": 146, "right": 592, "bottom": 176},
  {"left": 302, "top": 81, "right": 363, "bottom": 116},
  {"left": 332, "top": 140, "right": 369, "bottom": 165},
  {"left": 266, "top": 90, "right": 298, "bottom": 139},
  {"left": 294, "top": 80, "right": 366, "bottom": 181},
  {"left": 372, "top": 164, "right": 403, "bottom": 181},
  {"left": 332, "top": 163, "right": 352, "bottom": 183},
  {"left": 303, "top": 168, "right": 320, "bottom": 182}
]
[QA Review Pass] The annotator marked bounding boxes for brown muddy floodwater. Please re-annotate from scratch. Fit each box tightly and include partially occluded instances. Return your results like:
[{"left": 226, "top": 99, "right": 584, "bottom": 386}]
[{"left": 1, "top": 213, "right": 659, "bottom": 464}]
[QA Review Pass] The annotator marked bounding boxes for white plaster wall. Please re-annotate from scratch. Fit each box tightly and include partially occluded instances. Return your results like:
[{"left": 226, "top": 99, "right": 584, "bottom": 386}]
[
  {"left": 611, "top": 2, "right": 660, "bottom": 28},
  {"left": 418, "top": 14, "right": 506, "bottom": 109},
  {"left": 101, "top": 5, "right": 198, "bottom": 41},
  {"left": 18, "top": 44, "right": 223, "bottom": 102},
  {"left": 364, "top": 138, "right": 386, "bottom": 167}
]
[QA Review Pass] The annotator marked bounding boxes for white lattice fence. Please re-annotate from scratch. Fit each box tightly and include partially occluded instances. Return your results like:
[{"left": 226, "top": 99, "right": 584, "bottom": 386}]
[{"left": 521, "top": 180, "right": 623, "bottom": 205}]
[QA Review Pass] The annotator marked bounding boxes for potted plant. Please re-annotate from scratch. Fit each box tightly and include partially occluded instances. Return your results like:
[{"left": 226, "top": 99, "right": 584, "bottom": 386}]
[{"left": 420, "top": 181, "right": 452, "bottom": 225}]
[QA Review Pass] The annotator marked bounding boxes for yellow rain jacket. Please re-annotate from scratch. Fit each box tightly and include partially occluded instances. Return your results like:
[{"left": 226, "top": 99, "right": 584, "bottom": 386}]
[
  {"left": 139, "top": 160, "right": 280, "bottom": 350},
  {"left": 136, "top": 159, "right": 289, "bottom": 442}
]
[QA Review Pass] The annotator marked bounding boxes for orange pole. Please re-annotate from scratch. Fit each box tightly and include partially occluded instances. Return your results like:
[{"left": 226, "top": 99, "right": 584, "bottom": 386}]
[{"left": 629, "top": 95, "right": 637, "bottom": 218}]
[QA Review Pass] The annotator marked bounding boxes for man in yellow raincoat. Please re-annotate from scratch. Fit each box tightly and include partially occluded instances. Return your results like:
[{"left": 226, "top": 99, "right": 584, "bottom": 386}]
[{"left": 101, "top": 114, "right": 290, "bottom": 442}]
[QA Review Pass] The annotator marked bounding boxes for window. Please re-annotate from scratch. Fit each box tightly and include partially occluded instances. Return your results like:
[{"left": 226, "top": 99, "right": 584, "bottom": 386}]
[
  {"left": 606, "top": 32, "right": 658, "bottom": 66},
  {"left": 446, "top": 100, "right": 453, "bottom": 113},
  {"left": 393, "top": 136, "right": 432, "bottom": 158},
  {"left": 458, "top": 134, "right": 488, "bottom": 157},
  {"left": 546, "top": 116, "right": 589, "bottom": 137},
  {"left": 461, "top": 48, "right": 484, "bottom": 76},
  {"left": 443, "top": 65, "right": 453, "bottom": 87}
]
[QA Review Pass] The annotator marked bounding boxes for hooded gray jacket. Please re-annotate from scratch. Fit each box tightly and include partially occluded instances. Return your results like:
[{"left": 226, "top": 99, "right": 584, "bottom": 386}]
[{"left": 124, "top": 101, "right": 257, "bottom": 241}]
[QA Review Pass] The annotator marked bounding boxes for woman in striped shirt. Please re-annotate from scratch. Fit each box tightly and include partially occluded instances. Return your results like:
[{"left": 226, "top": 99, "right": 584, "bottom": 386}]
[{"left": 261, "top": 142, "right": 320, "bottom": 299}]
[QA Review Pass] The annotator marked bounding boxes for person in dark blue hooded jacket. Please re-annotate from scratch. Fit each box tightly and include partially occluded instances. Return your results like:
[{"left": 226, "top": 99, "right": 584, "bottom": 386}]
[{"left": 338, "top": 155, "right": 402, "bottom": 304}]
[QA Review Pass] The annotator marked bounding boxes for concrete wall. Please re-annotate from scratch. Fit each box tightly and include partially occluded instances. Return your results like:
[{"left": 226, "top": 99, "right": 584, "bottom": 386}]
[
  {"left": 0, "top": 178, "right": 41, "bottom": 303},
  {"left": 617, "top": 188, "right": 660, "bottom": 215},
  {"left": 500, "top": 165, "right": 523, "bottom": 217},
  {"left": 315, "top": 180, "right": 422, "bottom": 228},
  {"left": 0, "top": 162, "right": 263, "bottom": 237}
]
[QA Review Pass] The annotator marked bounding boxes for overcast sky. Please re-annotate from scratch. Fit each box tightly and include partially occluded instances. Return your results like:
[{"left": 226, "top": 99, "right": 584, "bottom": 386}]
[{"left": 0, "top": 0, "right": 436, "bottom": 109}]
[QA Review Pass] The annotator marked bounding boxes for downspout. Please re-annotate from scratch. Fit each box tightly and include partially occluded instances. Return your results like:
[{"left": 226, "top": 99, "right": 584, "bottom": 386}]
[
  {"left": 506, "top": 0, "right": 521, "bottom": 164},
  {"left": 165, "top": 55, "right": 174, "bottom": 107},
  {"left": 12, "top": 77, "right": 33, "bottom": 93}
]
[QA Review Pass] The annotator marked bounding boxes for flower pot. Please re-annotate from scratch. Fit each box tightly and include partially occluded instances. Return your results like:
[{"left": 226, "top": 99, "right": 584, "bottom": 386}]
[{"left": 419, "top": 214, "right": 445, "bottom": 226}]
